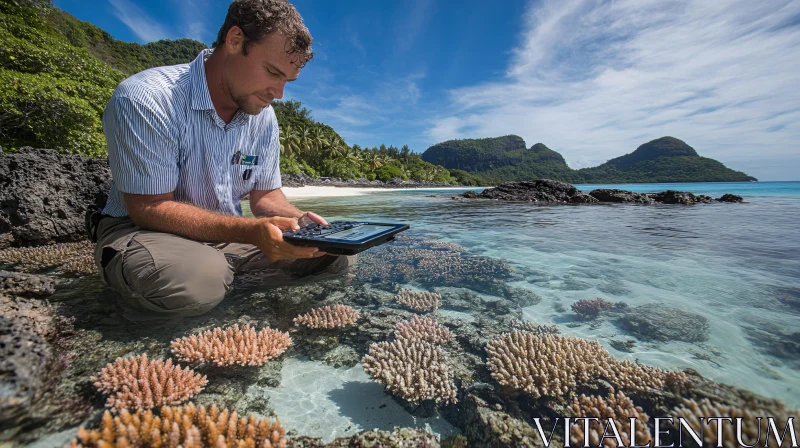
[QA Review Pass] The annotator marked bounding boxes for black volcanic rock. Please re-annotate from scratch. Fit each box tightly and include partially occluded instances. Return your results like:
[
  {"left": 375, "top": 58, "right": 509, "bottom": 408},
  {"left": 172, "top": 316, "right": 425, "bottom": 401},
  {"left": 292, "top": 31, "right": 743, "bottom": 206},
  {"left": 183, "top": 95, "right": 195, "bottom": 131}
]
[
  {"left": 589, "top": 189, "right": 654, "bottom": 204},
  {"left": 0, "top": 148, "right": 111, "bottom": 247},
  {"left": 468, "top": 180, "right": 598, "bottom": 203},
  {"left": 649, "top": 190, "right": 714, "bottom": 205},
  {"left": 717, "top": 193, "right": 744, "bottom": 203}
]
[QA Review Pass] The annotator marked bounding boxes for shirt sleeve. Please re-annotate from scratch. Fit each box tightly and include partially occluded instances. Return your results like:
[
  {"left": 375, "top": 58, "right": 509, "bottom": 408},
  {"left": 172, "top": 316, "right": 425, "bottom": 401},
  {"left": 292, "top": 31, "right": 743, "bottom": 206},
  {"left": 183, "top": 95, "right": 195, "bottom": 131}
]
[
  {"left": 253, "top": 109, "right": 283, "bottom": 191},
  {"left": 103, "top": 93, "right": 179, "bottom": 195}
]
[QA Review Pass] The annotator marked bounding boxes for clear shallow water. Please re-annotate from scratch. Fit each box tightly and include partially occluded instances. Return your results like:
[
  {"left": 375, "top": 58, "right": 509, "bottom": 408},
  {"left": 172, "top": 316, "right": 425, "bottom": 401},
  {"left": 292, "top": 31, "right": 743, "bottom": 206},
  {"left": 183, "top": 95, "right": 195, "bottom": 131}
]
[{"left": 287, "top": 182, "right": 800, "bottom": 408}]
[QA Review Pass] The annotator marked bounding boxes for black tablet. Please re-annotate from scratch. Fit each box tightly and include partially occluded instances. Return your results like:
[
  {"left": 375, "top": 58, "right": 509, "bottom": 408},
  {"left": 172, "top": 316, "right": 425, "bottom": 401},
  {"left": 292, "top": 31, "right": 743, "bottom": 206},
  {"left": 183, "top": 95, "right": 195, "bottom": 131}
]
[{"left": 282, "top": 221, "right": 410, "bottom": 255}]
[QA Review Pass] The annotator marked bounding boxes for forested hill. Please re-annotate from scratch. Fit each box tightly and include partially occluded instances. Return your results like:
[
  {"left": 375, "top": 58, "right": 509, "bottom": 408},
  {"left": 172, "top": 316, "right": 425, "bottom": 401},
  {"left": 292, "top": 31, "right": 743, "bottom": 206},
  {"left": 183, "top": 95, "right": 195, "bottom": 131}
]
[
  {"left": 0, "top": 0, "right": 455, "bottom": 183},
  {"left": 0, "top": 0, "right": 206, "bottom": 156},
  {"left": 422, "top": 135, "right": 757, "bottom": 184}
]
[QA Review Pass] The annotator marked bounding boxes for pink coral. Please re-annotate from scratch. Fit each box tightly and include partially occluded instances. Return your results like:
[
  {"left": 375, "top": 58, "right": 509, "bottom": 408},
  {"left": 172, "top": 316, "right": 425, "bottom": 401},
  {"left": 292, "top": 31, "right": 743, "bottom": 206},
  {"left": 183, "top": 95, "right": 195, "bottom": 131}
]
[{"left": 171, "top": 324, "right": 292, "bottom": 367}]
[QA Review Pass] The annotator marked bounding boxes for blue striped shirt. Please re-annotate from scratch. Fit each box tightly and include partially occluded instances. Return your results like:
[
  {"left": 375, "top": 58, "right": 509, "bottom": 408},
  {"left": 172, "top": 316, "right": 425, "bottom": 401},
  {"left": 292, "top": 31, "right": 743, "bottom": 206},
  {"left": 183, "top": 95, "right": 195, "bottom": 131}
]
[{"left": 102, "top": 49, "right": 282, "bottom": 218}]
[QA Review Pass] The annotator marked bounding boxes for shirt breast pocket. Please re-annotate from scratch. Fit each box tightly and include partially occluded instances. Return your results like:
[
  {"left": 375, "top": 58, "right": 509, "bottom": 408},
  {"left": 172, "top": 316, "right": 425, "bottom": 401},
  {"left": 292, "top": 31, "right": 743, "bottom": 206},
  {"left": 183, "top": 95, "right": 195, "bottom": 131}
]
[{"left": 232, "top": 164, "right": 263, "bottom": 198}]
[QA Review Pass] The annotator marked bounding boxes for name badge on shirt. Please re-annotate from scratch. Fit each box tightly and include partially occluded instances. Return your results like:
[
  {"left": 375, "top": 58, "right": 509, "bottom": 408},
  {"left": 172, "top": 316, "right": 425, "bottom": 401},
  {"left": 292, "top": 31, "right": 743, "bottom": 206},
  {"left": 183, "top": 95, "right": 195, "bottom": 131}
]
[{"left": 231, "top": 151, "right": 259, "bottom": 181}]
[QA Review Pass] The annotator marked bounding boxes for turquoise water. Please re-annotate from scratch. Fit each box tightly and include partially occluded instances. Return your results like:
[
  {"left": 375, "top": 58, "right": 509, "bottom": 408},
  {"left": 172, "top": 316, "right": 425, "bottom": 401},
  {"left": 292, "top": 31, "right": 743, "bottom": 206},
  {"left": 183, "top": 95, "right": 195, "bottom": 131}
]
[{"left": 290, "top": 182, "right": 800, "bottom": 408}]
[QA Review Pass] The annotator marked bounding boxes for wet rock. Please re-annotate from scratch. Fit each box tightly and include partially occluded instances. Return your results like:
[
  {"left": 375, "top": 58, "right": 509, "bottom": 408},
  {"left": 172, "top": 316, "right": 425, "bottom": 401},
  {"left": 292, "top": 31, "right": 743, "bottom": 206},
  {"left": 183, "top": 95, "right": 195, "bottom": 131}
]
[
  {"left": 0, "top": 147, "right": 111, "bottom": 246},
  {"left": 717, "top": 193, "right": 744, "bottom": 203},
  {"left": 0, "top": 294, "right": 78, "bottom": 442},
  {"left": 649, "top": 190, "right": 714, "bottom": 205},
  {"left": 287, "top": 427, "right": 441, "bottom": 447},
  {"left": 465, "top": 179, "right": 599, "bottom": 204},
  {"left": 458, "top": 393, "right": 547, "bottom": 447},
  {"left": 589, "top": 189, "right": 655, "bottom": 203},
  {"left": 615, "top": 303, "right": 710, "bottom": 342},
  {"left": 501, "top": 286, "right": 542, "bottom": 307},
  {"left": 0, "top": 271, "right": 57, "bottom": 298}
]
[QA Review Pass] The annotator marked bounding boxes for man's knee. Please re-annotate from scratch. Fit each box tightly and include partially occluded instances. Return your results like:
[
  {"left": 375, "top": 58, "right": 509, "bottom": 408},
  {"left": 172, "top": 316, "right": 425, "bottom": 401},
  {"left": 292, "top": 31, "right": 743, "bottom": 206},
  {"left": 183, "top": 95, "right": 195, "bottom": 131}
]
[{"left": 118, "top": 237, "right": 234, "bottom": 318}]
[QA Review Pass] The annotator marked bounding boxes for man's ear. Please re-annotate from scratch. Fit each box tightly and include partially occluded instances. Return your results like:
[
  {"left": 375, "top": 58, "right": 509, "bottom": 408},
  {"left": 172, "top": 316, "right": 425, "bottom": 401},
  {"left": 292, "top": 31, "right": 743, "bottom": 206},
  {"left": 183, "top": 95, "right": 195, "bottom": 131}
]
[{"left": 225, "top": 26, "right": 245, "bottom": 54}]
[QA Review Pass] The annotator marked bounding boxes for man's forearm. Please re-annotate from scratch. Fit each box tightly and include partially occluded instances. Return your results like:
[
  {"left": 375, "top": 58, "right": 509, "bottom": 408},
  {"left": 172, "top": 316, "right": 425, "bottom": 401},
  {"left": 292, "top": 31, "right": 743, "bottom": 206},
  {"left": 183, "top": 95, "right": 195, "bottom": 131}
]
[
  {"left": 250, "top": 188, "right": 303, "bottom": 218},
  {"left": 127, "top": 198, "right": 259, "bottom": 244}
]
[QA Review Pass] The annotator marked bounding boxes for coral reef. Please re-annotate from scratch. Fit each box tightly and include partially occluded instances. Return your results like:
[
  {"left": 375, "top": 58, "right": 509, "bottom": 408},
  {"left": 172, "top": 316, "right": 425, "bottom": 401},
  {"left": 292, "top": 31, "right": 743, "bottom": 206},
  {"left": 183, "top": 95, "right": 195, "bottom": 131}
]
[
  {"left": 616, "top": 303, "right": 710, "bottom": 342},
  {"left": 394, "top": 315, "right": 454, "bottom": 345},
  {"left": 571, "top": 298, "right": 614, "bottom": 319},
  {"left": 567, "top": 390, "right": 652, "bottom": 447},
  {"left": 509, "top": 318, "right": 560, "bottom": 335},
  {"left": 67, "top": 403, "right": 286, "bottom": 448},
  {"left": 91, "top": 354, "right": 207, "bottom": 411},
  {"left": 486, "top": 331, "right": 685, "bottom": 399},
  {"left": 486, "top": 331, "right": 611, "bottom": 399},
  {"left": 293, "top": 304, "right": 361, "bottom": 329},
  {"left": 353, "top": 234, "right": 515, "bottom": 292},
  {"left": 171, "top": 324, "right": 292, "bottom": 367},
  {"left": 395, "top": 289, "right": 441, "bottom": 313},
  {"left": 671, "top": 398, "right": 799, "bottom": 448},
  {"left": 0, "top": 241, "right": 96, "bottom": 274},
  {"left": 288, "top": 427, "right": 441, "bottom": 447},
  {"left": 362, "top": 339, "right": 458, "bottom": 405}
]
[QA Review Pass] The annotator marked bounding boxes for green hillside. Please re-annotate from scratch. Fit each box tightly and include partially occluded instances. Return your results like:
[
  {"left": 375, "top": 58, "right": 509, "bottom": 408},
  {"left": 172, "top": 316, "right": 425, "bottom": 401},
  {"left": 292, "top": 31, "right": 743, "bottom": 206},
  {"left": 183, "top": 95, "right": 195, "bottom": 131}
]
[
  {"left": 576, "top": 137, "right": 756, "bottom": 183},
  {"left": 0, "top": 0, "right": 453, "bottom": 183},
  {"left": 0, "top": 0, "right": 206, "bottom": 156},
  {"left": 421, "top": 135, "right": 756, "bottom": 184}
]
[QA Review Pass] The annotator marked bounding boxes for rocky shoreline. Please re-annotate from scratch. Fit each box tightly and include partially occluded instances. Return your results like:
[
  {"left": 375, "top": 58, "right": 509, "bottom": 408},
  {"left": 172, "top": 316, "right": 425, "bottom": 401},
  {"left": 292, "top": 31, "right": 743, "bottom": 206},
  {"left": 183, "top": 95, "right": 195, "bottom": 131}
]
[{"left": 459, "top": 179, "right": 744, "bottom": 205}]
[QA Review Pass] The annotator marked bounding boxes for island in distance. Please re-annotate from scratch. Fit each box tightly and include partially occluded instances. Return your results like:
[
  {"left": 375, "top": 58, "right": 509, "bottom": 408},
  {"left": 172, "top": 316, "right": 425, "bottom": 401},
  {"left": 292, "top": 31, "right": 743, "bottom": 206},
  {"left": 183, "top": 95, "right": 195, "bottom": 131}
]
[{"left": 421, "top": 136, "right": 757, "bottom": 185}]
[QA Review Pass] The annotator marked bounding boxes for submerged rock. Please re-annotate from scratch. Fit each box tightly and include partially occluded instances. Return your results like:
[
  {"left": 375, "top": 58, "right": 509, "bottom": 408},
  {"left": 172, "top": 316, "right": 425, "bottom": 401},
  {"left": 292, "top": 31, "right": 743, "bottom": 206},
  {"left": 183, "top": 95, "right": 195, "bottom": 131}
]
[
  {"left": 716, "top": 193, "right": 744, "bottom": 203},
  {"left": 0, "top": 147, "right": 111, "bottom": 247},
  {"left": 615, "top": 303, "right": 710, "bottom": 342}
]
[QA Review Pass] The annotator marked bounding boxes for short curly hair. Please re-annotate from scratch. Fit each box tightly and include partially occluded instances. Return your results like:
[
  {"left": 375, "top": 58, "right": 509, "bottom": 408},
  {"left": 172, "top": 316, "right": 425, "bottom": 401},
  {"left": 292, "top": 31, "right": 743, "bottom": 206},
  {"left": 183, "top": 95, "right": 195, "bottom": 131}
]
[{"left": 213, "top": 0, "right": 313, "bottom": 67}]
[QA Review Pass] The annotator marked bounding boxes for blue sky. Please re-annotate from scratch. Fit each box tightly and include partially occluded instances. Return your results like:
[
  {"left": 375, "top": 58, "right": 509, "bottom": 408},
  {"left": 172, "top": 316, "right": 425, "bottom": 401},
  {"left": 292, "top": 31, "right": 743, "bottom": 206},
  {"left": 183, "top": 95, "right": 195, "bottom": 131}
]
[{"left": 54, "top": 0, "right": 800, "bottom": 181}]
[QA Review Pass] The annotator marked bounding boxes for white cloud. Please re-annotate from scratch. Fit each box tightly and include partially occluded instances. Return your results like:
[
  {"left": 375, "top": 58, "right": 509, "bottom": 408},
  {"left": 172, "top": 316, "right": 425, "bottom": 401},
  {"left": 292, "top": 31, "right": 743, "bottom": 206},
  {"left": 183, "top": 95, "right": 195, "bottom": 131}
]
[
  {"left": 108, "top": 0, "right": 171, "bottom": 42},
  {"left": 428, "top": 0, "right": 800, "bottom": 180}
]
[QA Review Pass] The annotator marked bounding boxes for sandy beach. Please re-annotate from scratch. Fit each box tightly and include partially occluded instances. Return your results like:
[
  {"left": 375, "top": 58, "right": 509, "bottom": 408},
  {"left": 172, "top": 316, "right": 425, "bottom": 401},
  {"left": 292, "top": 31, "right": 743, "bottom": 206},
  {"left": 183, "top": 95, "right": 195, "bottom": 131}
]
[{"left": 281, "top": 185, "right": 470, "bottom": 198}]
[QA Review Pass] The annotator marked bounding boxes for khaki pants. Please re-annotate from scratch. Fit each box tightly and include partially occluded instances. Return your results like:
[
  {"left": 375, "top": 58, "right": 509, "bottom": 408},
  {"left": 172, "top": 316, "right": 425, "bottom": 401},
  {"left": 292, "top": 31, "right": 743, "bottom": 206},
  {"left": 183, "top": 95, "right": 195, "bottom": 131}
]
[{"left": 94, "top": 216, "right": 355, "bottom": 321}]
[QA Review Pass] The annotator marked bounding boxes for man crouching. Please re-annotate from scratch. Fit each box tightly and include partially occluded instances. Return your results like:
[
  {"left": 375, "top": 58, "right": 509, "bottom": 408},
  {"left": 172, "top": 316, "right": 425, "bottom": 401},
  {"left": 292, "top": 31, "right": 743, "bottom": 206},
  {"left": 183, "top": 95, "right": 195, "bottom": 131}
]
[{"left": 91, "top": 0, "right": 353, "bottom": 320}]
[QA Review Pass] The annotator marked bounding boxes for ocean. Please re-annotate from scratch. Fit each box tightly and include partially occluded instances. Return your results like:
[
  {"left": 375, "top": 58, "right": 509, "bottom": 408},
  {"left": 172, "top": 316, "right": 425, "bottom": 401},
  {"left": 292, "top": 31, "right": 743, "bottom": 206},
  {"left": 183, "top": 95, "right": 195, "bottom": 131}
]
[{"left": 14, "top": 181, "right": 800, "bottom": 446}]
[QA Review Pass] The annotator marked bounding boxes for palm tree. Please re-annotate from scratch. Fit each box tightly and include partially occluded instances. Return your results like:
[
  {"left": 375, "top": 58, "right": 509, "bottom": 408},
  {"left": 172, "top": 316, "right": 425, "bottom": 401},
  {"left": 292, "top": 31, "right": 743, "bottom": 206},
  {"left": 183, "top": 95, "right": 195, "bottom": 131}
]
[{"left": 279, "top": 124, "right": 300, "bottom": 159}]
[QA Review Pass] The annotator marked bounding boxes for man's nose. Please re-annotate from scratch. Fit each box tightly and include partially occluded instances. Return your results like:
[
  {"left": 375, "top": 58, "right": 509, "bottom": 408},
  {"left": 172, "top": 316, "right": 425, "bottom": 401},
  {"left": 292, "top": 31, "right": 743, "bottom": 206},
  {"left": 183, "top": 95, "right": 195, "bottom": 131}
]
[{"left": 269, "top": 82, "right": 285, "bottom": 100}]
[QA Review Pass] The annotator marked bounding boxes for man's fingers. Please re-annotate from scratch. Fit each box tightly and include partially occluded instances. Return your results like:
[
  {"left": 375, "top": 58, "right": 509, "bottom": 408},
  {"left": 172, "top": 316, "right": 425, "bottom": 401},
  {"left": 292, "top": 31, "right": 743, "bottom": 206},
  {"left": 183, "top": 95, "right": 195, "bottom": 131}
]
[
  {"left": 306, "top": 211, "right": 328, "bottom": 226},
  {"left": 269, "top": 216, "right": 300, "bottom": 231}
]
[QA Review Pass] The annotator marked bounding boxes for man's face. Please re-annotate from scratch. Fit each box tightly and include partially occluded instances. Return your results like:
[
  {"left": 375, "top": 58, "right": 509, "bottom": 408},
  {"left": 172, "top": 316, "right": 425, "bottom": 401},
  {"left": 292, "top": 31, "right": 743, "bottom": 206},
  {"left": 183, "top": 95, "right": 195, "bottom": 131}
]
[{"left": 223, "top": 28, "right": 302, "bottom": 115}]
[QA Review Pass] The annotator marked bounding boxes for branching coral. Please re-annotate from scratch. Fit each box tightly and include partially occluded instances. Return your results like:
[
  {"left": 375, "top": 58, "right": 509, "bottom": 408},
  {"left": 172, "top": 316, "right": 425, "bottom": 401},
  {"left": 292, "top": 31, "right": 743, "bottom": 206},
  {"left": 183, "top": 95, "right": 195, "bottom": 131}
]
[
  {"left": 606, "top": 360, "right": 687, "bottom": 392},
  {"left": 0, "top": 241, "right": 95, "bottom": 274},
  {"left": 571, "top": 298, "right": 613, "bottom": 319},
  {"left": 362, "top": 339, "right": 457, "bottom": 405},
  {"left": 670, "top": 398, "right": 799, "bottom": 448},
  {"left": 486, "top": 331, "right": 613, "bottom": 399},
  {"left": 395, "top": 289, "right": 441, "bottom": 313},
  {"left": 293, "top": 304, "right": 361, "bottom": 329},
  {"left": 91, "top": 354, "right": 207, "bottom": 411},
  {"left": 568, "top": 390, "right": 652, "bottom": 448},
  {"left": 485, "top": 331, "right": 685, "bottom": 399},
  {"left": 171, "top": 324, "right": 292, "bottom": 367},
  {"left": 66, "top": 403, "right": 286, "bottom": 448},
  {"left": 509, "top": 318, "right": 560, "bottom": 335},
  {"left": 394, "top": 315, "right": 453, "bottom": 345}
]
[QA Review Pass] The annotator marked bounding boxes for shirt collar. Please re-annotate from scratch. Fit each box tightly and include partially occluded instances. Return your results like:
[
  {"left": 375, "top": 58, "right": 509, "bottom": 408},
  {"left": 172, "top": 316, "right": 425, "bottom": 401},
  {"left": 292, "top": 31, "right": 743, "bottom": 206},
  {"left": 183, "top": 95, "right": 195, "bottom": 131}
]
[{"left": 190, "top": 49, "right": 216, "bottom": 111}]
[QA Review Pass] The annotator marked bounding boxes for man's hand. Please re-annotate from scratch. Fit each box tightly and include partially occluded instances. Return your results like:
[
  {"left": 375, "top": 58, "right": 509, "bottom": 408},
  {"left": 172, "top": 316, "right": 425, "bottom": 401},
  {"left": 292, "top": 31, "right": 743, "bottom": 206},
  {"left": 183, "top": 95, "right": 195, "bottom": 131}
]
[
  {"left": 298, "top": 211, "right": 328, "bottom": 227},
  {"left": 250, "top": 216, "right": 326, "bottom": 261}
]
